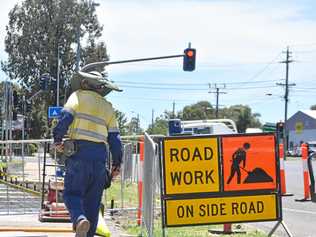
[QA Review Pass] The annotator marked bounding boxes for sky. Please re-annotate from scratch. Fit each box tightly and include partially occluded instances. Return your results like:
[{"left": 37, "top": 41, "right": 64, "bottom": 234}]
[{"left": 1, "top": 0, "right": 316, "bottom": 129}]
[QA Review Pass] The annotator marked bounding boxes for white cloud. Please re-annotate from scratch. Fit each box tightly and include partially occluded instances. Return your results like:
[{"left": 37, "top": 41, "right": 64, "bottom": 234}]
[{"left": 97, "top": 0, "right": 316, "bottom": 71}]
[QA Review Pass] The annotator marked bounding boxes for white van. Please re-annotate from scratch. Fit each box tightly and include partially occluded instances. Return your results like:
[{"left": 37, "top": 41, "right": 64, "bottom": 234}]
[{"left": 168, "top": 119, "right": 237, "bottom": 136}]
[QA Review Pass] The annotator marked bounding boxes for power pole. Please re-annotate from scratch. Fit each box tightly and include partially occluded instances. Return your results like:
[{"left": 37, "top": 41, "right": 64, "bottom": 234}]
[
  {"left": 137, "top": 114, "right": 140, "bottom": 134},
  {"left": 151, "top": 109, "right": 155, "bottom": 130},
  {"left": 277, "top": 46, "right": 295, "bottom": 160},
  {"left": 172, "top": 101, "right": 176, "bottom": 119},
  {"left": 209, "top": 83, "right": 227, "bottom": 118}
]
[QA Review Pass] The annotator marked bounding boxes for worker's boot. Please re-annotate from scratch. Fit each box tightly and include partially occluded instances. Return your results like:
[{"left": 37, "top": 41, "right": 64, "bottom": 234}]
[{"left": 75, "top": 218, "right": 90, "bottom": 237}]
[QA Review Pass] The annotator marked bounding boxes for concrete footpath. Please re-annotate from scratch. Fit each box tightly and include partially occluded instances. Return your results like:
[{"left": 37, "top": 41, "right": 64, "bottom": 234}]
[{"left": 0, "top": 214, "right": 124, "bottom": 237}]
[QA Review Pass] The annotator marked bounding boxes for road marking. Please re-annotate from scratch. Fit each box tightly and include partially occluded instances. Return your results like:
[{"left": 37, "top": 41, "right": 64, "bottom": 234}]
[{"left": 283, "top": 207, "right": 316, "bottom": 215}]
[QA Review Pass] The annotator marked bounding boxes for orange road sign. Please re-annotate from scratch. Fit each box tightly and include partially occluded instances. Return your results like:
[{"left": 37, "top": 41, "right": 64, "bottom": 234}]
[
  {"left": 163, "top": 137, "right": 220, "bottom": 195},
  {"left": 165, "top": 194, "right": 278, "bottom": 226},
  {"left": 222, "top": 134, "right": 277, "bottom": 191}
]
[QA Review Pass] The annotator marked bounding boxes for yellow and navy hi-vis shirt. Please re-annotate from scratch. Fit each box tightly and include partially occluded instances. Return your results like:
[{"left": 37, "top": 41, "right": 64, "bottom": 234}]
[{"left": 63, "top": 89, "right": 119, "bottom": 143}]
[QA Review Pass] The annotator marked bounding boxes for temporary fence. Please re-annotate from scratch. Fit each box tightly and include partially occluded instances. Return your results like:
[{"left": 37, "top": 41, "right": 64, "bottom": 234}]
[
  {"left": 0, "top": 139, "right": 53, "bottom": 215},
  {"left": 0, "top": 135, "right": 165, "bottom": 237},
  {"left": 142, "top": 133, "right": 159, "bottom": 237}
]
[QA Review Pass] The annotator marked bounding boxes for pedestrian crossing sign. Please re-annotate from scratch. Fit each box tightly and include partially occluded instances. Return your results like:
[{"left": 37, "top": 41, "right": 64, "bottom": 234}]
[{"left": 48, "top": 106, "right": 62, "bottom": 118}]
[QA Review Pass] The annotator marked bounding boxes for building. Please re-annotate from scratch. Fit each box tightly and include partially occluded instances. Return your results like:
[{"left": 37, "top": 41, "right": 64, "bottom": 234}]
[{"left": 287, "top": 110, "right": 316, "bottom": 154}]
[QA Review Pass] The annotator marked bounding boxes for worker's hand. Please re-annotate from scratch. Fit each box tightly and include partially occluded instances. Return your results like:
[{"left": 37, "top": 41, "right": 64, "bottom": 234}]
[
  {"left": 111, "top": 165, "right": 121, "bottom": 178},
  {"left": 53, "top": 142, "right": 64, "bottom": 153}
]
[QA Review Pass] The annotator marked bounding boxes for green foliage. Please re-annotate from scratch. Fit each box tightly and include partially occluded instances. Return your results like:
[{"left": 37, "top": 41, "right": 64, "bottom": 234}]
[
  {"left": 148, "top": 101, "right": 261, "bottom": 134},
  {"left": 147, "top": 115, "right": 168, "bottom": 135},
  {"left": 2, "top": 0, "right": 108, "bottom": 138},
  {"left": 180, "top": 101, "right": 214, "bottom": 120},
  {"left": 26, "top": 143, "right": 38, "bottom": 155},
  {"left": 311, "top": 104, "right": 316, "bottom": 110},
  {"left": 126, "top": 116, "right": 143, "bottom": 135},
  {"left": 114, "top": 109, "right": 128, "bottom": 136},
  {"left": 104, "top": 180, "right": 138, "bottom": 208},
  {"left": 224, "top": 105, "right": 261, "bottom": 133}
]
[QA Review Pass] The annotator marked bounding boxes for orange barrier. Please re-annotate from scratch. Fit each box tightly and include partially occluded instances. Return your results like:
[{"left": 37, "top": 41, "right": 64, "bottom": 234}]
[
  {"left": 279, "top": 144, "right": 287, "bottom": 195},
  {"left": 137, "top": 138, "right": 144, "bottom": 225},
  {"left": 301, "top": 143, "right": 310, "bottom": 200}
]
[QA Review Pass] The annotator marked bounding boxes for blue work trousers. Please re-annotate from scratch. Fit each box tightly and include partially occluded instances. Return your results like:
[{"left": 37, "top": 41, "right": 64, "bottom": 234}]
[{"left": 63, "top": 141, "right": 107, "bottom": 237}]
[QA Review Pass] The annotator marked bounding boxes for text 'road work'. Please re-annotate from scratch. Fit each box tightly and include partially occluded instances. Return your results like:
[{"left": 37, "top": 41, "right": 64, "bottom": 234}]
[
  {"left": 169, "top": 147, "right": 214, "bottom": 162},
  {"left": 170, "top": 170, "right": 215, "bottom": 185}
]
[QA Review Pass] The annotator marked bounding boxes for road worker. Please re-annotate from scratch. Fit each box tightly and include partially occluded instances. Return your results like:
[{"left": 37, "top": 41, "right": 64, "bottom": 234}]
[{"left": 53, "top": 66, "right": 123, "bottom": 237}]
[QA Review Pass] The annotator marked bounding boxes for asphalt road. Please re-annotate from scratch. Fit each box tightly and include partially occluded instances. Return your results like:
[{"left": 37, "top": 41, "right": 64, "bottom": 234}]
[{"left": 249, "top": 159, "right": 316, "bottom": 237}]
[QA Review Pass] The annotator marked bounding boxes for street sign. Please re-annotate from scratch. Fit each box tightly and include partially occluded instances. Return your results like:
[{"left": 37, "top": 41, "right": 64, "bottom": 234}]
[
  {"left": 48, "top": 106, "right": 62, "bottom": 119},
  {"left": 163, "top": 137, "right": 220, "bottom": 195},
  {"left": 165, "top": 194, "right": 278, "bottom": 226},
  {"left": 222, "top": 134, "right": 277, "bottom": 191}
]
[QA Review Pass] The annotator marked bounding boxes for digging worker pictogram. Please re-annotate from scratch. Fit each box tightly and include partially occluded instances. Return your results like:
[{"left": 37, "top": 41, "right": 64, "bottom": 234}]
[
  {"left": 227, "top": 143, "right": 250, "bottom": 184},
  {"left": 53, "top": 63, "right": 123, "bottom": 237}
]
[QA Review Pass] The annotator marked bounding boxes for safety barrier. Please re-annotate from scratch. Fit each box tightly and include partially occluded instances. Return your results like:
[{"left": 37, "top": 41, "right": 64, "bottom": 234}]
[
  {"left": 137, "top": 138, "right": 144, "bottom": 225},
  {"left": 301, "top": 143, "right": 310, "bottom": 200}
]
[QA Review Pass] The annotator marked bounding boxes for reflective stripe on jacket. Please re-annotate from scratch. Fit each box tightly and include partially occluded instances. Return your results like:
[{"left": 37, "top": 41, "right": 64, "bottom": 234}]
[{"left": 64, "top": 89, "right": 119, "bottom": 143}]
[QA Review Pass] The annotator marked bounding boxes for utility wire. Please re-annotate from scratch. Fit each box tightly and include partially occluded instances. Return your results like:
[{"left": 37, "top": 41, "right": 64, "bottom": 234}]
[
  {"left": 116, "top": 78, "right": 280, "bottom": 86},
  {"left": 119, "top": 84, "right": 279, "bottom": 91}
]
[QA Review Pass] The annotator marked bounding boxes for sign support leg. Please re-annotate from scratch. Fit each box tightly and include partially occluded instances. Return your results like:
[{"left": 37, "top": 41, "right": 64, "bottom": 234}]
[{"left": 268, "top": 221, "right": 293, "bottom": 237}]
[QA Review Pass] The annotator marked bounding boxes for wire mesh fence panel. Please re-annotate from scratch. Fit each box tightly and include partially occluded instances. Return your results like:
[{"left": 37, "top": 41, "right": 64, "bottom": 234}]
[
  {"left": 0, "top": 139, "right": 66, "bottom": 216},
  {"left": 142, "top": 133, "right": 157, "bottom": 237}
]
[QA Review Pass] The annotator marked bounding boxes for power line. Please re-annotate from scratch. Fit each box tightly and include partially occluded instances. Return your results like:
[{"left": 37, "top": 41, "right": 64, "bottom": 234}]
[
  {"left": 116, "top": 78, "right": 280, "bottom": 86},
  {"left": 245, "top": 51, "right": 283, "bottom": 82},
  {"left": 119, "top": 84, "right": 280, "bottom": 91}
]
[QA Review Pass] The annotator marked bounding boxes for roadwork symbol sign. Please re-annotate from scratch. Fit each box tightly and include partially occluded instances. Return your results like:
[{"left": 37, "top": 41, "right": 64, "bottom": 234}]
[
  {"left": 163, "top": 137, "right": 220, "bottom": 195},
  {"left": 222, "top": 134, "right": 277, "bottom": 191},
  {"left": 48, "top": 106, "right": 62, "bottom": 119},
  {"left": 165, "top": 194, "right": 278, "bottom": 226}
]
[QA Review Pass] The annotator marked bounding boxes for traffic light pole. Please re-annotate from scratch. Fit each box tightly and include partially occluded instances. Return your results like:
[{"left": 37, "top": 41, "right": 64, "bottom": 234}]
[{"left": 81, "top": 54, "right": 185, "bottom": 72}]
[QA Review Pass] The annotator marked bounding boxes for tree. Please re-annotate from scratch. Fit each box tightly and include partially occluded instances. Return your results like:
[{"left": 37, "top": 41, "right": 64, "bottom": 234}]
[
  {"left": 180, "top": 101, "right": 214, "bottom": 120},
  {"left": 126, "top": 117, "right": 143, "bottom": 135},
  {"left": 3, "top": 0, "right": 108, "bottom": 138},
  {"left": 223, "top": 105, "right": 261, "bottom": 133},
  {"left": 177, "top": 101, "right": 261, "bottom": 133},
  {"left": 311, "top": 105, "right": 316, "bottom": 110},
  {"left": 114, "top": 109, "right": 128, "bottom": 136},
  {"left": 147, "top": 116, "right": 168, "bottom": 135}
]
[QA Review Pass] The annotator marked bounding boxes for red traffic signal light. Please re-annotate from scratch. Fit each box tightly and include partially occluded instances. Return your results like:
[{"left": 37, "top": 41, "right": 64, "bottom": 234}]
[{"left": 183, "top": 48, "right": 196, "bottom": 71}]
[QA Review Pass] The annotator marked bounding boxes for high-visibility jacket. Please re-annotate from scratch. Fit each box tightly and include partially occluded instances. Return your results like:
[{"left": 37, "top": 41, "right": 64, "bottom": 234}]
[{"left": 63, "top": 89, "right": 119, "bottom": 143}]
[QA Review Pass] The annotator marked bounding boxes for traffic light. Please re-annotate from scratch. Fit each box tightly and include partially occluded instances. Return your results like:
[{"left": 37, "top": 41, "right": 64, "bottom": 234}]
[
  {"left": 276, "top": 122, "right": 284, "bottom": 138},
  {"left": 183, "top": 48, "right": 196, "bottom": 71},
  {"left": 50, "top": 77, "right": 57, "bottom": 92},
  {"left": 26, "top": 101, "right": 32, "bottom": 113},
  {"left": 40, "top": 73, "right": 50, "bottom": 91},
  {"left": 13, "top": 111, "right": 17, "bottom": 120},
  {"left": 13, "top": 91, "right": 19, "bottom": 108}
]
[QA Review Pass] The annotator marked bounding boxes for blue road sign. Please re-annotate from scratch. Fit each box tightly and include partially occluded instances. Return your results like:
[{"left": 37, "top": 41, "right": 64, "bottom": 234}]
[{"left": 48, "top": 106, "right": 62, "bottom": 118}]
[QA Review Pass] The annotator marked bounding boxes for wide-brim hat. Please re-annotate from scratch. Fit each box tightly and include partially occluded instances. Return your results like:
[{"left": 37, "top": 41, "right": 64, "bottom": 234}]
[{"left": 71, "top": 67, "right": 122, "bottom": 95}]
